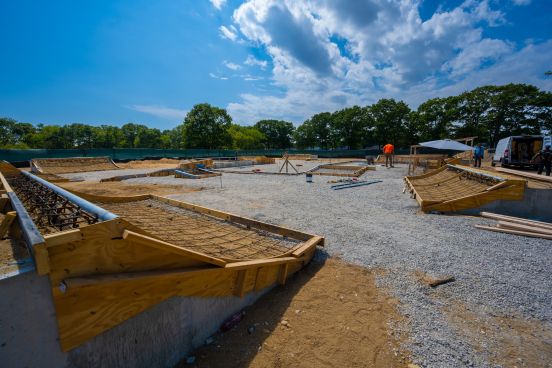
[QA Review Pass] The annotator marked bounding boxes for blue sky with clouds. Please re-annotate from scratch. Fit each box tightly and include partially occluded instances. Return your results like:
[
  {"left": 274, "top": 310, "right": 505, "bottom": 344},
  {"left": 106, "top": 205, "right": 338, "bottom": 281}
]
[{"left": 1, "top": 0, "right": 551, "bottom": 130}]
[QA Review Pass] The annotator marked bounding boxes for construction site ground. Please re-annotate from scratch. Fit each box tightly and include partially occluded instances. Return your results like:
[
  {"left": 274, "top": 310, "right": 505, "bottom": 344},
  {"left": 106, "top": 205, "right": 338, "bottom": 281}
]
[{"left": 34, "top": 160, "right": 552, "bottom": 367}]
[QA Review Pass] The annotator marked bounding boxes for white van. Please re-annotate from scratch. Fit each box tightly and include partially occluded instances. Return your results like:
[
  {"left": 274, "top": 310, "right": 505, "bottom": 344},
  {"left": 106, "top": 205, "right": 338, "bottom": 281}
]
[{"left": 492, "top": 135, "right": 546, "bottom": 167}]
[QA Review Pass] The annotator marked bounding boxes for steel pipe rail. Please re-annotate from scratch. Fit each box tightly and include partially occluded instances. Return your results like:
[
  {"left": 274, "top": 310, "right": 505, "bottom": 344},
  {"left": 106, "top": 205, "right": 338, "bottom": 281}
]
[{"left": 20, "top": 171, "right": 118, "bottom": 222}]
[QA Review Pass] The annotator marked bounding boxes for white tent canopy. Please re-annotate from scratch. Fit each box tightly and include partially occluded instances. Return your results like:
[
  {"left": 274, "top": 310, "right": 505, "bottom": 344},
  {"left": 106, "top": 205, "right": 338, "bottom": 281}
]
[{"left": 419, "top": 139, "right": 474, "bottom": 151}]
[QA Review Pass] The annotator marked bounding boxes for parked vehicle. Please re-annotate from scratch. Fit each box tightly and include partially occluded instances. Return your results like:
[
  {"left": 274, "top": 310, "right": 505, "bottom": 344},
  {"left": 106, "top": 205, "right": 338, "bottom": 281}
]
[{"left": 492, "top": 135, "right": 546, "bottom": 167}]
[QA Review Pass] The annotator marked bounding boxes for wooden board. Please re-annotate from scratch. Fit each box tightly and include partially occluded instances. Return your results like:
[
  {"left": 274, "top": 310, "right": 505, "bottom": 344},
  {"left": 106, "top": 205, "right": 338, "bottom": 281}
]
[{"left": 496, "top": 167, "right": 552, "bottom": 183}]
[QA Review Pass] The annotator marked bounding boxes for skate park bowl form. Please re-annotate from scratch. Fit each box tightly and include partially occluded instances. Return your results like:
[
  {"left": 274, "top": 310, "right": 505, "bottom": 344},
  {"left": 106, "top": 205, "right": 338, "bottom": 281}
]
[
  {"left": 30, "top": 156, "right": 121, "bottom": 174},
  {"left": 0, "top": 164, "right": 323, "bottom": 367},
  {"left": 404, "top": 164, "right": 527, "bottom": 213}
]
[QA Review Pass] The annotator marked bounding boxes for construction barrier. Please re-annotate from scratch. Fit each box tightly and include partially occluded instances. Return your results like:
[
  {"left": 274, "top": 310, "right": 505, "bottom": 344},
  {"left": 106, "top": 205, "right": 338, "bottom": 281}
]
[{"left": 0, "top": 148, "right": 411, "bottom": 164}]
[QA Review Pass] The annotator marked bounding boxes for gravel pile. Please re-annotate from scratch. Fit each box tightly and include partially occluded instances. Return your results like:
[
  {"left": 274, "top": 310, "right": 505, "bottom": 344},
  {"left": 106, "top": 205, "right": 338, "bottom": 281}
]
[{"left": 85, "top": 162, "right": 552, "bottom": 367}]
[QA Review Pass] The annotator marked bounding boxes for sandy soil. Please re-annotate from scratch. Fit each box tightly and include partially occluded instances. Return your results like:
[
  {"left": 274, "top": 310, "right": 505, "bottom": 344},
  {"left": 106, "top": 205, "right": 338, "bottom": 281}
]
[
  {"left": 117, "top": 158, "right": 181, "bottom": 169},
  {"left": 59, "top": 181, "right": 201, "bottom": 197},
  {"left": 177, "top": 258, "right": 411, "bottom": 368}
]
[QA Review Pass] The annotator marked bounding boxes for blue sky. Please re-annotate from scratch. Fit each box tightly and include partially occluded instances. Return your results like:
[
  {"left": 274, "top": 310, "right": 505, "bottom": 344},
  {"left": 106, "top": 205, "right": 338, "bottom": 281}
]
[{"left": 1, "top": 0, "right": 551, "bottom": 130}]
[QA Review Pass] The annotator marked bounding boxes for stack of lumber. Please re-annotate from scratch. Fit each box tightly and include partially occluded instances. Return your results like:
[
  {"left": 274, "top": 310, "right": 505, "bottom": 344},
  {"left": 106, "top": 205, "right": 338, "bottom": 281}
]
[{"left": 476, "top": 212, "right": 552, "bottom": 240}]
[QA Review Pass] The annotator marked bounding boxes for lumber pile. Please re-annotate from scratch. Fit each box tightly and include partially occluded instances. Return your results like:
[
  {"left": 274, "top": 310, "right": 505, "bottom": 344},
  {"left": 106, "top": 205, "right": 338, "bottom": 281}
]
[{"left": 476, "top": 212, "right": 552, "bottom": 240}]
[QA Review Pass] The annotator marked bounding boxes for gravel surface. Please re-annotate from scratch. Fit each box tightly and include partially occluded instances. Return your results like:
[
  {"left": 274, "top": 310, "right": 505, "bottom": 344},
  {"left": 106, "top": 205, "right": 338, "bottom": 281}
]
[{"left": 86, "top": 162, "right": 551, "bottom": 367}]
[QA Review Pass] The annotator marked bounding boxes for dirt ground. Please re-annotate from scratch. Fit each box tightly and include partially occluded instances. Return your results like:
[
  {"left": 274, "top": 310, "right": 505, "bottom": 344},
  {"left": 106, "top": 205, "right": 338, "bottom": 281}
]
[
  {"left": 177, "top": 258, "right": 411, "bottom": 368},
  {"left": 117, "top": 158, "right": 182, "bottom": 169},
  {"left": 59, "top": 180, "right": 201, "bottom": 197}
]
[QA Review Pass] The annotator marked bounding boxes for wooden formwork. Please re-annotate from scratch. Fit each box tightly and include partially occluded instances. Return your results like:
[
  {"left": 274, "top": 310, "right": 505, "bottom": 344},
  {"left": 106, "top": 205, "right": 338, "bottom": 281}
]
[
  {"left": 30, "top": 156, "right": 121, "bottom": 174},
  {"left": 309, "top": 163, "right": 375, "bottom": 177},
  {"left": 404, "top": 164, "right": 526, "bottom": 212},
  {"left": 0, "top": 168, "right": 323, "bottom": 352}
]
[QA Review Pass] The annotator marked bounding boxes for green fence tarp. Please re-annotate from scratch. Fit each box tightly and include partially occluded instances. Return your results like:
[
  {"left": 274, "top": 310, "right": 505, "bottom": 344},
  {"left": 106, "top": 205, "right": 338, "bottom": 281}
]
[{"left": 0, "top": 148, "right": 410, "bottom": 164}]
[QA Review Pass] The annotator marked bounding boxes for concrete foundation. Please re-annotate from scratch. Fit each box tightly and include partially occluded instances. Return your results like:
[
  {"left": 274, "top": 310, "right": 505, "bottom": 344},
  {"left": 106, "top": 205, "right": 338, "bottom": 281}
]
[
  {"left": 0, "top": 269, "right": 271, "bottom": 368},
  {"left": 458, "top": 188, "right": 552, "bottom": 221}
]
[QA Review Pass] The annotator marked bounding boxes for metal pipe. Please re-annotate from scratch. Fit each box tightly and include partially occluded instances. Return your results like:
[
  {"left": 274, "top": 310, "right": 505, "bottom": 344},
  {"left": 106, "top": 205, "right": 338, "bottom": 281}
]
[
  {"left": 7, "top": 191, "right": 45, "bottom": 249},
  {"left": 332, "top": 180, "right": 383, "bottom": 190},
  {"left": 20, "top": 171, "right": 118, "bottom": 221},
  {"left": 174, "top": 169, "right": 201, "bottom": 179},
  {"left": 446, "top": 164, "right": 505, "bottom": 182}
]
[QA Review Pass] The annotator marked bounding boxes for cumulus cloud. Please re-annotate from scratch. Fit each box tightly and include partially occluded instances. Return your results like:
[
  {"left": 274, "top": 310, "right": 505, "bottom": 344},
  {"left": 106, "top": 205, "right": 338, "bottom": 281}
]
[
  {"left": 219, "top": 25, "right": 238, "bottom": 41},
  {"left": 127, "top": 105, "right": 187, "bottom": 120},
  {"left": 225, "top": 0, "right": 551, "bottom": 124},
  {"left": 210, "top": 0, "right": 226, "bottom": 10}
]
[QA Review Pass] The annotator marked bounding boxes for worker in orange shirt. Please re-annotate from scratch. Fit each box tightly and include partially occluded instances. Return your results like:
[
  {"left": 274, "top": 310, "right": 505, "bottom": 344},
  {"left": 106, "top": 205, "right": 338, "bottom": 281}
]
[{"left": 383, "top": 143, "right": 395, "bottom": 168}]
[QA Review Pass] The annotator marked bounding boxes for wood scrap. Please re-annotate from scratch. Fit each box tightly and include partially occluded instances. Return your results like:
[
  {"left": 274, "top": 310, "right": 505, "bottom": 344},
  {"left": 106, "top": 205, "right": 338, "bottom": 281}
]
[
  {"left": 428, "top": 276, "right": 456, "bottom": 288},
  {"left": 497, "top": 221, "right": 552, "bottom": 236},
  {"left": 475, "top": 225, "right": 552, "bottom": 240},
  {"left": 480, "top": 212, "right": 552, "bottom": 231},
  {"left": 476, "top": 212, "right": 552, "bottom": 240}
]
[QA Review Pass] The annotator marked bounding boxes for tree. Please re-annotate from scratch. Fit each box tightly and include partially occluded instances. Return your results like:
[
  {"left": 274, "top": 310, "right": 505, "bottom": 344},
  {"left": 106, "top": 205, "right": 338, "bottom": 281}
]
[
  {"left": 331, "top": 106, "right": 371, "bottom": 149},
  {"left": 294, "top": 112, "right": 335, "bottom": 149},
  {"left": 411, "top": 96, "right": 458, "bottom": 143},
  {"left": 254, "top": 120, "right": 295, "bottom": 149},
  {"left": 227, "top": 124, "right": 265, "bottom": 150},
  {"left": 368, "top": 99, "right": 410, "bottom": 147},
  {"left": 183, "top": 103, "right": 232, "bottom": 149}
]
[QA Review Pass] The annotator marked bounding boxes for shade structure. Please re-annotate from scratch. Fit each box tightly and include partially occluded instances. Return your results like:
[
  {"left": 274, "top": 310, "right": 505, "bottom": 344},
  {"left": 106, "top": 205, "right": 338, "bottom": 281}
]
[{"left": 419, "top": 139, "right": 474, "bottom": 151}]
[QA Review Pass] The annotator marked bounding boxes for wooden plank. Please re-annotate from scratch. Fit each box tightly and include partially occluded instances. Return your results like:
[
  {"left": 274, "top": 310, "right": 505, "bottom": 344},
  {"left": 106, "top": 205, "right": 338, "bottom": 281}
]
[
  {"left": 44, "top": 229, "right": 82, "bottom": 248},
  {"left": 291, "top": 236, "right": 324, "bottom": 257},
  {"left": 480, "top": 212, "right": 552, "bottom": 230},
  {"left": 224, "top": 257, "right": 298, "bottom": 270},
  {"left": 54, "top": 267, "right": 237, "bottom": 351},
  {"left": 234, "top": 269, "right": 248, "bottom": 297},
  {"left": 0, "top": 194, "right": 9, "bottom": 211},
  {"left": 277, "top": 263, "right": 289, "bottom": 285},
  {"left": 497, "top": 221, "right": 552, "bottom": 236},
  {"left": 0, "top": 172, "right": 14, "bottom": 193},
  {"left": 496, "top": 167, "right": 552, "bottom": 183},
  {"left": 475, "top": 225, "right": 552, "bottom": 240},
  {"left": 123, "top": 230, "right": 227, "bottom": 267},
  {"left": 0, "top": 211, "right": 16, "bottom": 238},
  {"left": 33, "top": 243, "right": 51, "bottom": 275},
  {"left": 63, "top": 266, "right": 219, "bottom": 289}
]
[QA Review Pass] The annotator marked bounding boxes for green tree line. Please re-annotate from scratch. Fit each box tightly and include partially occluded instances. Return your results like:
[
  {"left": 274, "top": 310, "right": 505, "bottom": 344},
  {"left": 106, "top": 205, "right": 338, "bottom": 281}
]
[{"left": 1, "top": 84, "right": 551, "bottom": 151}]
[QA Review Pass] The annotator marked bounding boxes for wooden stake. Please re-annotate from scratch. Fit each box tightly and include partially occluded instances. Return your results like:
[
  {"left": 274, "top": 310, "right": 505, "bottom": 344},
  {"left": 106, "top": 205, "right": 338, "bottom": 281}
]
[{"left": 0, "top": 211, "right": 16, "bottom": 238}]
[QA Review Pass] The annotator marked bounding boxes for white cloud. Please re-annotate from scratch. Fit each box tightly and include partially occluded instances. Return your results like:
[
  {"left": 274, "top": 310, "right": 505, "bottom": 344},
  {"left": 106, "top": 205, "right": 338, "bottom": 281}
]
[
  {"left": 244, "top": 55, "right": 268, "bottom": 69},
  {"left": 223, "top": 60, "right": 241, "bottom": 70},
  {"left": 209, "top": 0, "right": 226, "bottom": 10},
  {"left": 219, "top": 25, "right": 237, "bottom": 41},
  {"left": 127, "top": 105, "right": 187, "bottom": 120},
  {"left": 224, "top": 0, "right": 551, "bottom": 124},
  {"left": 209, "top": 72, "right": 229, "bottom": 80}
]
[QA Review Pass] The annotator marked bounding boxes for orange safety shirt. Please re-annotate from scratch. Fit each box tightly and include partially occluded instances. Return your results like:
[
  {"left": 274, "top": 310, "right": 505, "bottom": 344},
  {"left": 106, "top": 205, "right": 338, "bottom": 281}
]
[{"left": 383, "top": 144, "right": 394, "bottom": 154}]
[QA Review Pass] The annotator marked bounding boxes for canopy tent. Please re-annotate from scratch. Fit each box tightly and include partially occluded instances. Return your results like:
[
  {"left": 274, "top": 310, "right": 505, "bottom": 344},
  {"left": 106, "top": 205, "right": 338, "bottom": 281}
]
[{"left": 419, "top": 139, "right": 475, "bottom": 151}]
